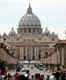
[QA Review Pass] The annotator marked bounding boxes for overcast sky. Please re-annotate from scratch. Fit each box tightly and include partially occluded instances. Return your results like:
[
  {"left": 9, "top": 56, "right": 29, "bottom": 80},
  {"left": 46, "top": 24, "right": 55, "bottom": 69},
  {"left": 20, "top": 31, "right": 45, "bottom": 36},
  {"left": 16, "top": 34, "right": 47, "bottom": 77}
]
[{"left": 0, "top": 0, "right": 66, "bottom": 39}]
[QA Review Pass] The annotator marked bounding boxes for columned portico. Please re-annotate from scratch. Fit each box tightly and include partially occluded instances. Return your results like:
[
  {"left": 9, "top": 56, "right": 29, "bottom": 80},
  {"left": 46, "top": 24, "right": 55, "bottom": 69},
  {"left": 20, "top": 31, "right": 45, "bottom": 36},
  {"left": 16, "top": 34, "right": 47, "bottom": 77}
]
[{"left": 17, "top": 45, "right": 42, "bottom": 63}]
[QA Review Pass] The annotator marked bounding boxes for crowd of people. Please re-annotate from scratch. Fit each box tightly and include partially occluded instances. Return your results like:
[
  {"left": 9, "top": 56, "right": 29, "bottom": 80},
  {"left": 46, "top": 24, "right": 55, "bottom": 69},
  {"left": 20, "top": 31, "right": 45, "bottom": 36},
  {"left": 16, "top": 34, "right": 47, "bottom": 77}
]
[
  {"left": 0, "top": 70, "right": 44, "bottom": 80},
  {"left": 0, "top": 65, "right": 66, "bottom": 80}
]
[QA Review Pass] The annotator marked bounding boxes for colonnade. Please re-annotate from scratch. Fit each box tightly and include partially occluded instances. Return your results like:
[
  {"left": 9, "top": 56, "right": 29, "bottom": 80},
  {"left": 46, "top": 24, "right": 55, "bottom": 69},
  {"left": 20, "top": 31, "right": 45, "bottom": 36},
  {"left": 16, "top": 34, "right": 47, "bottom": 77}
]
[{"left": 19, "top": 47, "right": 41, "bottom": 61}]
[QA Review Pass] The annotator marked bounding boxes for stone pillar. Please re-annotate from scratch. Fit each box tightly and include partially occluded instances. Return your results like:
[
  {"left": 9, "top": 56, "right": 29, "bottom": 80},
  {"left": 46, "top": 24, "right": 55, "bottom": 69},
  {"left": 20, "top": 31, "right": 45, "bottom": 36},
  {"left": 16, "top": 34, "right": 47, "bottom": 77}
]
[
  {"left": 36, "top": 47, "right": 38, "bottom": 60},
  {"left": 19, "top": 47, "right": 23, "bottom": 60},
  {"left": 31, "top": 28, "right": 33, "bottom": 33},
  {"left": 37, "top": 47, "right": 38, "bottom": 60},
  {"left": 55, "top": 52, "right": 56, "bottom": 65},
  {"left": 64, "top": 46, "right": 66, "bottom": 68},
  {"left": 23, "top": 47, "right": 26, "bottom": 58},
  {"left": 31, "top": 47, "right": 33, "bottom": 60},
  {"left": 19, "top": 47, "right": 24, "bottom": 63},
  {"left": 57, "top": 48, "right": 59, "bottom": 64},
  {"left": 27, "top": 47, "right": 28, "bottom": 59},
  {"left": 20, "top": 47, "right": 21, "bottom": 59},
  {"left": 35, "top": 47, "right": 37, "bottom": 60},
  {"left": 30, "top": 47, "right": 31, "bottom": 59},
  {"left": 26, "top": 47, "right": 27, "bottom": 60},
  {"left": 21, "top": 47, "right": 24, "bottom": 60},
  {"left": 61, "top": 47, "right": 64, "bottom": 66}
]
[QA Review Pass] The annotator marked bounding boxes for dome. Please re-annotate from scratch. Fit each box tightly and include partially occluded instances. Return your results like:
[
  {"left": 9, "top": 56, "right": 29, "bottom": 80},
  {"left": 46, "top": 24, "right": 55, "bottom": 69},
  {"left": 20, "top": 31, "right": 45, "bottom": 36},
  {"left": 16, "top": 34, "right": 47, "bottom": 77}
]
[
  {"left": 2, "top": 32, "right": 8, "bottom": 41},
  {"left": 2, "top": 32, "right": 8, "bottom": 38},
  {"left": 9, "top": 27, "right": 16, "bottom": 37},
  {"left": 19, "top": 4, "right": 41, "bottom": 27},
  {"left": 44, "top": 27, "right": 50, "bottom": 35}
]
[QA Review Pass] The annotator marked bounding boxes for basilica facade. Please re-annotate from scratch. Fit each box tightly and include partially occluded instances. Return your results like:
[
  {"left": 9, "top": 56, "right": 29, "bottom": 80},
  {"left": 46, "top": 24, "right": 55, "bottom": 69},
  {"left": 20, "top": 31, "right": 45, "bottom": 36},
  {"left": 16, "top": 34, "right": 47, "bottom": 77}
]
[{"left": 0, "top": 4, "right": 58, "bottom": 64}]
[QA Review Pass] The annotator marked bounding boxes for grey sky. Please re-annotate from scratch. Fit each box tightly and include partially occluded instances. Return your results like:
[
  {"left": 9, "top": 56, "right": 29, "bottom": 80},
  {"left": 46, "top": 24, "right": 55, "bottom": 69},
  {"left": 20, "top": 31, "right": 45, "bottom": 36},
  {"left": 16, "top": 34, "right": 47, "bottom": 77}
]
[{"left": 0, "top": 0, "right": 66, "bottom": 39}]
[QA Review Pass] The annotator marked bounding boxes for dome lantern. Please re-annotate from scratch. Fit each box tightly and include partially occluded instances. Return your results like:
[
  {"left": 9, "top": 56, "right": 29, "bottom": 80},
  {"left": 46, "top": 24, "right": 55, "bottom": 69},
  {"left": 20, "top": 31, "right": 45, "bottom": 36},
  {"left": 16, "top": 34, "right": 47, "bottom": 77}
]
[{"left": 27, "top": 3, "right": 33, "bottom": 14}]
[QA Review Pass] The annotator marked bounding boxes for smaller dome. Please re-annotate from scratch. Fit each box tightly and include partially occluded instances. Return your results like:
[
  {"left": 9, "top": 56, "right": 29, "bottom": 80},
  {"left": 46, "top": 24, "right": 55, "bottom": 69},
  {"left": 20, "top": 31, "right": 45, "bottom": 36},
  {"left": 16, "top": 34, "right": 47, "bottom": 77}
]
[
  {"left": 2, "top": 32, "right": 8, "bottom": 41},
  {"left": 2, "top": 32, "right": 8, "bottom": 38},
  {"left": 9, "top": 27, "right": 16, "bottom": 37},
  {"left": 44, "top": 27, "right": 50, "bottom": 35}
]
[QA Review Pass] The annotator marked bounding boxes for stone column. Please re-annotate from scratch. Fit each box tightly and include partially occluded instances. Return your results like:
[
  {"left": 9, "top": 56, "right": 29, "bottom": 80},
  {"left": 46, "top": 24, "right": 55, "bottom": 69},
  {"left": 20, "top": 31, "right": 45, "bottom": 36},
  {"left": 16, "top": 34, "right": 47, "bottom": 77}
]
[
  {"left": 20, "top": 47, "right": 21, "bottom": 59},
  {"left": 19, "top": 47, "right": 23, "bottom": 60},
  {"left": 36, "top": 47, "right": 38, "bottom": 60},
  {"left": 31, "top": 47, "right": 33, "bottom": 60},
  {"left": 35, "top": 47, "right": 36, "bottom": 60},
  {"left": 61, "top": 47, "right": 64, "bottom": 66},
  {"left": 23, "top": 47, "right": 25, "bottom": 58},
  {"left": 55, "top": 52, "right": 56, "bottom": 65},
  {"left": 26, "top": 47, "right": 27, "bottom": 60},
  {"left": 27, "top": 47, "right": 28, "bottom": 59},
  {"left": 57, "top": 48, "right": 59, "bottom": 64},
  {"left": 30, "top": 47, "right": 31, "bottom": 59},
  {"left": 21, "top": 47, "right": 24, "bottom": 60},
  {"left": 35, "top": 47, "right": 37, "bottom": 60},
  {"left": 31, "top": 28, "right": 33, "bottom": 33}
]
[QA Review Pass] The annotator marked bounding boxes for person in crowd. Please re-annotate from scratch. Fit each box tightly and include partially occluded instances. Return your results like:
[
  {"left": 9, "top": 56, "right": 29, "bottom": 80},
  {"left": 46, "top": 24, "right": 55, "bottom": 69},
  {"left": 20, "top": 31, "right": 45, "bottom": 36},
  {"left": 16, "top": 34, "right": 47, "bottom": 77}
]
[
  {"left": 15, "top": 73, "right": 19, "bottom": 80},
  {"left": 46, "top": 75, "right": 49, "bottom": 80},
  {"left": 18, "top": 75, "right": 25, "bottom": 80},
  {"left": 38, "top": 75, "right": 44, "bottom": 80},
  {"left": 4, "top": 71, "right": 8, "bottom": 80},
  {"left": 4, "top": 76, "right": 8, "bottom": 80},
  {"left": 32, "top": 75, "right": 34, "bottom": 80},
  {"left": 29, "top": 74, "right": 32, "bottom": 80},
  {"left": 60, "top": 72, "right": 65, "bottom": 80},
  {"left": 33, "top": 73, "right": 40, "bottom": 80},
  {"left": 54, "top": 68, "right": 61, "bottom": 80},
  {"left": 8, "top": 73, "right": 13, "bottom": 80},
  {"left": 0, "top": 69, "right": 3, "bottom": 80},
  {"left": 49, "top": 73, "right": 56, "bottom": 80}
]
